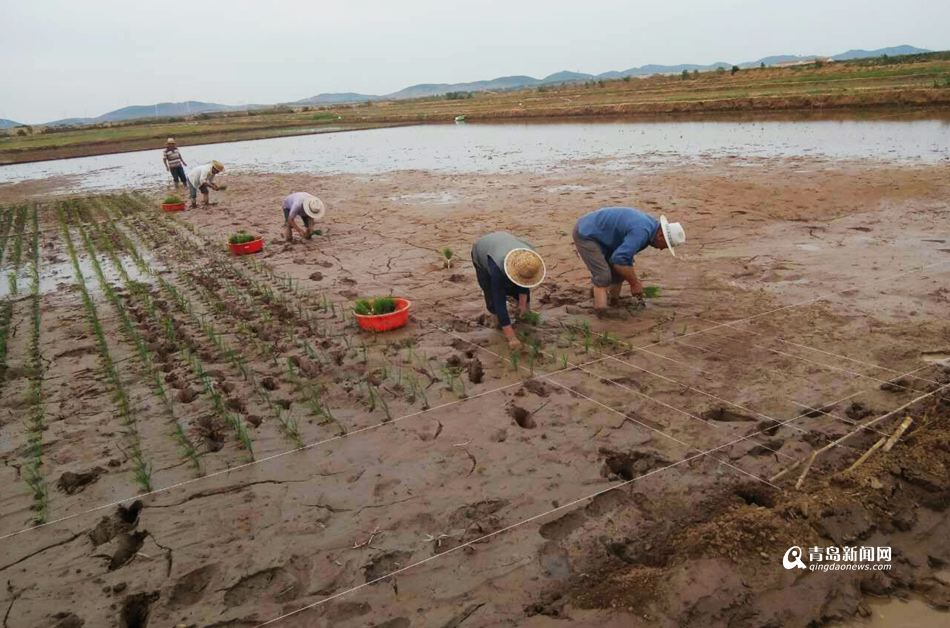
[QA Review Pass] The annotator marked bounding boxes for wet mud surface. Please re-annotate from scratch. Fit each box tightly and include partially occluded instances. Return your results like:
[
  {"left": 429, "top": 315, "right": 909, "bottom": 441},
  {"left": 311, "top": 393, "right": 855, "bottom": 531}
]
[{"left": 0, "top": 157, "right": 948, "bottom": 626}]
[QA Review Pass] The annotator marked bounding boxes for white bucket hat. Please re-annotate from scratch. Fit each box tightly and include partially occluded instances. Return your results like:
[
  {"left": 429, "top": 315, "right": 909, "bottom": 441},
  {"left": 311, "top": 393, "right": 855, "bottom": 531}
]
[
  {"left": 659, "top": 215, "right": 686, "bottom": 257},
  {"left": 303, "top": 195, "right": 326, "bottom": 220},
  {"left": 503, "top": 248, "right": 546, "bottom": 288}
]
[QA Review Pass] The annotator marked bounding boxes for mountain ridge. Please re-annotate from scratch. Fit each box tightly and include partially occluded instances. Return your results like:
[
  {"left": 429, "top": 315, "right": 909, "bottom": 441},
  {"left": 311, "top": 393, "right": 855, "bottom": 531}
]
[{"left": 22, "top": 45, "right": 932, "bottom": 125}]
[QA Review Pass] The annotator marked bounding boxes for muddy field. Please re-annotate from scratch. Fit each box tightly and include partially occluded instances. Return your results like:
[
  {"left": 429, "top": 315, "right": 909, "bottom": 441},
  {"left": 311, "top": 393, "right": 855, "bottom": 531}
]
[{"left": 0, "top": 157, "right": 948, "bottom": 627}]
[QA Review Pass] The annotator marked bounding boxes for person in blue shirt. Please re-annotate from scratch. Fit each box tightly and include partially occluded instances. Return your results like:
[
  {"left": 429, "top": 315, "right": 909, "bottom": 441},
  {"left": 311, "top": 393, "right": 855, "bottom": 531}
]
[
  {"left": 573, "top": 207, "right": 686, "bottom": 314},
  {"left": 471, "top": 232, "right": 546, "bottom": 350}
]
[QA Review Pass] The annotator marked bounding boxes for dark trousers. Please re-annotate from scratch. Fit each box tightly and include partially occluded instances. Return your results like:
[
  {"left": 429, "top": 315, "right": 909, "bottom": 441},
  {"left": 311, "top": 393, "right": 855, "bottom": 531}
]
[
  {"left": 472, "top": 254, "right": 529, "bottom": 314},
  {"left": 170, "top": 166, "right": 187, "bottom": 185}
]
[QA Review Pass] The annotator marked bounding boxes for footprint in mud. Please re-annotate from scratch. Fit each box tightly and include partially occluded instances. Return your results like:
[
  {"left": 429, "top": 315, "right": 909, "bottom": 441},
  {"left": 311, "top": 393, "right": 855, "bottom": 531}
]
[
  {"left": 701, "top": 407, "right": 757, "bottom": 422},
  {"left": 308, "top": 271, "right": 323, "bottom": 281},
  {"left": 57, "top": 467, "right": 104, "bottom": 495},
  {"left": 89, "top": 501, "right": 143, "bottom": 546},
  {"left": 747, "top": 438, "right": 784, "bottom": 456},
  {"left": 118, "top": 591, "right": 159, "bottom": 628},
  {"left": 845, "top": 401, "right": 873, "bottom": 420},
  {"left": 538, "top": 542, "right": 572, "bottom": 580},
  {"left": 168, "top": 563, "right": 219, "bottom": 608},
  {"left": 508, "top": 404, "right": 536, "bottom": 429},
  {"left": 600, "top": 449, "right": 671, "bottom": 481},
  {"left": 733, "top": 483, "right": 778, "bottom": 508},
  {"left": 363, "top": 551, "right": 412, "bottom": 584},
  {"left": 223, "top": 565, "right": 301, "bottom": 605},
  {"left": 226, "top": 397, "right": 246, "bottom": 412},
  {"left": 177, "top": 387, "right": 199, "bottom": 403},
  {"left": 467, "top": 357, "right": 484, "bottom": 384},
  {"left": 539, "top": 510, "right": 586, "bottom": 541},
  {"left": 109, "top": 531, "right": 148, "bottom": 570},
  {"left": 261, "top": 376, "right": 280, "bottom": 391},
  {"left": 522, "top": 379, "right": 551, "bottom": 397}
]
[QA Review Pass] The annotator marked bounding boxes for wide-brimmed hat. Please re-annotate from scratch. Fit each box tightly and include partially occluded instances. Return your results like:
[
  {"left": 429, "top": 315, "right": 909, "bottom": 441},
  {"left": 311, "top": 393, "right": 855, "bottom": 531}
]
[
  {"left": 503, "top": 248, "right": 546, "bottom": 289},
  {"left": 211, "top": 160, "right": 224, "bottom": 172},
  {"left": 303, "top": 196, "right": 326, "bottom": 220},
  {"left": 166, "top": 137, "right": 176, "bottom": 144},
  {"left": 659, "top": 215, "right": 686, "bottom": 257}
]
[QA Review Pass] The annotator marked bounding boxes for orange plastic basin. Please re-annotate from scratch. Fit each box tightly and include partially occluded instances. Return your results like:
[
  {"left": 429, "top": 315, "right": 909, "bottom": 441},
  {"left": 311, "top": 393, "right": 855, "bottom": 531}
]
[
  {"left": 355, "top": 298, "right": 411, "bottom": 332},
  {"left": 161, "top": 202, "right": 186, "bottom": 212},
  {"left": 229, "top": 238, "right": 264, "bottom": 255}
]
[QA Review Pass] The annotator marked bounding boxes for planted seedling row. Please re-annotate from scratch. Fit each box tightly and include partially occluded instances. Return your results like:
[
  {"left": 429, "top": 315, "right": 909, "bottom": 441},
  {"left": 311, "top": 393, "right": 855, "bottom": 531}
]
[
  {"left": 73, "top": 207, "right": 203, "bottom": 473},
  {"left": 23, "top": 205, "right": 48, "bottom": 523},
  {"left": 85, "top": 205, "right": 259, "bottom": 460},
  {"left": 6, "top": 205, "right": 28, "bottom": 295},
  {"left": 56, "top": 202, "right": 154, "bottom": 492}
]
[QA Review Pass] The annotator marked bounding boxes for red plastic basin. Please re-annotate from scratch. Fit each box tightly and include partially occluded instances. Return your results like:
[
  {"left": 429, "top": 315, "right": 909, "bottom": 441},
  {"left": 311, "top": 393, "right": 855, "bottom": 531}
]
[
  {"left": 355, "top": 298, "right": 411, "bottom": 332},
  {"left": 161, "top": 202, "right": 186, "bottom": 212},
  {"left": 229, "top": 238, "right": 264, "bottom": 256}
]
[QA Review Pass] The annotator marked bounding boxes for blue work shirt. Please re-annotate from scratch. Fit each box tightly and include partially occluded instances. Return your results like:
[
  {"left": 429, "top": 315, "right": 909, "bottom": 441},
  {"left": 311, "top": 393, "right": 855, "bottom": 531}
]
[{"left": 575, "top": 207, "right": 660, "bottom": 266}]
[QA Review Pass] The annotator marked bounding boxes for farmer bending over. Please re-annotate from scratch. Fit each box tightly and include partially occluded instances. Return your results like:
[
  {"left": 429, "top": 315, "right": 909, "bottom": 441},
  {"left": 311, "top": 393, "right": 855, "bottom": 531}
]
[
  {"left": 162, "top": 138, "right": 188, "bottom": 188},
  {"left": 282, "top": 192, "right": 326, "bottom": 241},
  {"left": 186, "top": 160, "right": 225, "bottom": 208},
  {"left": 472, "top": 232, "right": 546, "bottom": 350},
  {"left": 573, "top": 207, "right": 685, "bottom": 315}
]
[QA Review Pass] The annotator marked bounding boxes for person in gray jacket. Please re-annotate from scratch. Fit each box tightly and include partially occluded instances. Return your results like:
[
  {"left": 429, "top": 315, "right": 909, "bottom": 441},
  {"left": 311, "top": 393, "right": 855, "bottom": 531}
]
[{"left": 471, "top": 232, "right": 546, "bottom": 350}]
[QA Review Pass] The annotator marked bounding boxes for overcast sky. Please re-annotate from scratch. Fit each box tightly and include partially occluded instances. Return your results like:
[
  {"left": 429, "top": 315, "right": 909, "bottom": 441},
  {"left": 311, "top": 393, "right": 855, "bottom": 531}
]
[{"left": 2, "top": 0, "right": 948, "bottom": 124}]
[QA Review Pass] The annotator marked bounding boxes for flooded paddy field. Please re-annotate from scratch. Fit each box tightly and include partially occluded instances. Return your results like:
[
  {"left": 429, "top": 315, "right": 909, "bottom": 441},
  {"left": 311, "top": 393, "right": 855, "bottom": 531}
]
[{"left": 0, "top": 119, "right": 948, "bottom": 627}]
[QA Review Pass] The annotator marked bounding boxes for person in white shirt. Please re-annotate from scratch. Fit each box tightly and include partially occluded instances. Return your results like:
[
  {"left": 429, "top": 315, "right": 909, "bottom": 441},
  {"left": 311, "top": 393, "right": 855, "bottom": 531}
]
[{"left": 186, "top": 160, "right": 225, "bottom": 208}]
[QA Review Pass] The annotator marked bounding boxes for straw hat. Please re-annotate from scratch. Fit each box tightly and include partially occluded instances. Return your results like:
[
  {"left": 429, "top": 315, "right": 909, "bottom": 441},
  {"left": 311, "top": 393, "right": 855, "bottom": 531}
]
[
  {"left": 166, "top": 137, "right": 176, "bottom": 145},
  {"left": 303, "top": 195, "right": 326, "bottom": 220},
  {"left": 503, "top": 248, "right": 546, "bottom": 289},
  {"left": 211, "top": 160, "right": 224, "bottom": 172},
  {"left": 659, "top": 215, "right": 686, "bottom": 257}
]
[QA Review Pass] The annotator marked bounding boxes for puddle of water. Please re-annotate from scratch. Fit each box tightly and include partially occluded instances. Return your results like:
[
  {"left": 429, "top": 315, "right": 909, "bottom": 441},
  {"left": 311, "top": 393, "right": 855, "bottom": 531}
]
[
  {"left": 838, "top": 595, "right": 948, "bottom": 627},
  {"left": 389, "top": 191, "right": 458, "bottom": 204},
  {"left": 0, "top": 251, "right": 156, "bottom": 299},
  {"left": 1, "top": 118, "right": 949, "bottom": 192},
  {"left": 796, "top": 243, "right": 821, "bottom": 252},
  {"left": 921, "top": 351, "right": 950, "bottom": 366}
]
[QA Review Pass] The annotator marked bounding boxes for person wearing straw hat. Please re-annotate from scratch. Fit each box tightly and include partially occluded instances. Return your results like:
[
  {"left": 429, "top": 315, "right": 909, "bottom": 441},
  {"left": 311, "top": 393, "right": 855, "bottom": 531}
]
[
  {"left": 186, "top": 160, "right": 225, "bottom": 208},
  {"left": 573, "top": 207, "right": 685, "bottom": 315},
  {"left": 281, "top": 192, "right": 326, "bottom": 242},
  {"left": 162, "top": 138, "right": 188, "bottom": 188},
  {"left": 471, "top": 232, "right": 546, "bottom": 350}
]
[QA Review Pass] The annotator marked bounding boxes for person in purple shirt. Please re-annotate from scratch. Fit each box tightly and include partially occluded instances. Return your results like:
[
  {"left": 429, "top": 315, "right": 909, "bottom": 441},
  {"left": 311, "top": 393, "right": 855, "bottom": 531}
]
[
  {"left": 282, "top": 192, "right": 326, "bottom": 242},
  {"left": 573, "top": 207, "right": 686, "bottom": 314}
]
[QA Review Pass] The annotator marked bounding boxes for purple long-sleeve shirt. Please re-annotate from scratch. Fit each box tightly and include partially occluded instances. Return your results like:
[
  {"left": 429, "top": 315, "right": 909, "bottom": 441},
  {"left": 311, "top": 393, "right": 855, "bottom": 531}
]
[{"left": 282, "top": 192, "right": 313, "bottom": 223}]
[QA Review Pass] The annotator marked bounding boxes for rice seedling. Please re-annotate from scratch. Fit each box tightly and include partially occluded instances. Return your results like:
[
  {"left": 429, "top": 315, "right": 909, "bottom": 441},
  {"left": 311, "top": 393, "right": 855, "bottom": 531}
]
[
  {"left": 24, "top": 204, "right": 47, "bottom": 522},
  {"left": 519, "top": 311, "right": 542, "bottom": 326},
  {"left": 440, "top": 246, "right": 454, "bottom": 269},
  {"left": 80, "top": 213, "right": 202, "bottom": 473},
  {"left": 57, "top": 203, "right": 153, "bottom": 491},
  {"left": 509, "top": 350, "right": 521, "bottom": 372}
]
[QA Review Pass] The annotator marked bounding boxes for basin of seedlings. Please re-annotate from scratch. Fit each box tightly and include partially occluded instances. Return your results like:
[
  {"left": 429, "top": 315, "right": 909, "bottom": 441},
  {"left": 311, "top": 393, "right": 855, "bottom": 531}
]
[
  {"left": 161, "top": 195, "right": 186, "bottom": 212},
  {"left": 353, "top": 296, "right": 411, "bottom": 332},
  {"left": 228, "top": 231, "right": 264, "bottom": 256}
]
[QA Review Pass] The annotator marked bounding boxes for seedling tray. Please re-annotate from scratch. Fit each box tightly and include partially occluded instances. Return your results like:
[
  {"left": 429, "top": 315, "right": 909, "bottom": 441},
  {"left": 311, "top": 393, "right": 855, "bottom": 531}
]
[
  {"left": 355, "top": 298, "right": 411, "bottom": 332},
  {"left": 229, "top": 238, "right": 264, "bottom": 256},
  {"left": 161, "top": 202, "right": 186, "bottom": 212}
]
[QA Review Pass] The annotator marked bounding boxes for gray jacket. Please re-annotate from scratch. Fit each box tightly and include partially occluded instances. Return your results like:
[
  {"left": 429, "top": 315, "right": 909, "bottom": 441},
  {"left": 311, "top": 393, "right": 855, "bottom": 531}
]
[{"left": 472, "top": 231, "right": 536, "bottom": 272}]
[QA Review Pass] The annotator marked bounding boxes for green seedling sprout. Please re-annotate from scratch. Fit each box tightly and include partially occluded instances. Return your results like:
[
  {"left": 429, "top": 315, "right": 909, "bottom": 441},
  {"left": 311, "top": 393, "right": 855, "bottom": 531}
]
[
  {"left": 440, "top": 246, "right": 454, "bottom": 269},
  {"left": 643, "top": 285, "right": 661, "bottom": 299}
]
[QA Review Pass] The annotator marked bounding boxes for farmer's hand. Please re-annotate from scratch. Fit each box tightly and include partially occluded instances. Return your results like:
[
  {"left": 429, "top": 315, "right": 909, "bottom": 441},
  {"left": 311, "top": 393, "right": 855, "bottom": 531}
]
[
  {"left": 629, "top": 278, "right": 644, "bottom": 298},
  {"left": 502, "top": 325, "right": 521, "bottom": 350}
]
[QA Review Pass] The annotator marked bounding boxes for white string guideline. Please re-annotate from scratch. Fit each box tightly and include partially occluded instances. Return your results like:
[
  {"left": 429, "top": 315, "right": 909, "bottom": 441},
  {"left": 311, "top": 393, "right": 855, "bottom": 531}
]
[{"left": 256, "top": 376, "right": 948, "bottom": 627}]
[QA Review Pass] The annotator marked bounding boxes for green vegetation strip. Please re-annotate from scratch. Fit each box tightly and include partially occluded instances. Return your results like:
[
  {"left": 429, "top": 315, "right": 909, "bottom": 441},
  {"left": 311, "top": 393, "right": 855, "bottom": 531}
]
[
  {"left": 58, "top": 201, "right": 153, "bottom": 491},
  {"left": 23, "top": 205, "right": 48, "bottom": 523},
  {"left": 77, "top": 199, "right": 202, "bottom": 472}
]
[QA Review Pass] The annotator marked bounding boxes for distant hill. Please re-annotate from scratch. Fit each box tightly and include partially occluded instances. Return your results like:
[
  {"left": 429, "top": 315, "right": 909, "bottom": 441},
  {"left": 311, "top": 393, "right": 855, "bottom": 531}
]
[
  {"left": 831, "top": 45, "right": 929, "bottom": 60},
  {"left": 38, "top": 45, "right": 935, "bottom": 124},
  {"left": 98, "top": 101, "right": 239, "bottom": 121},
  {"left": 0, "top": 119, "right": 23, "bottom": 129}
]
